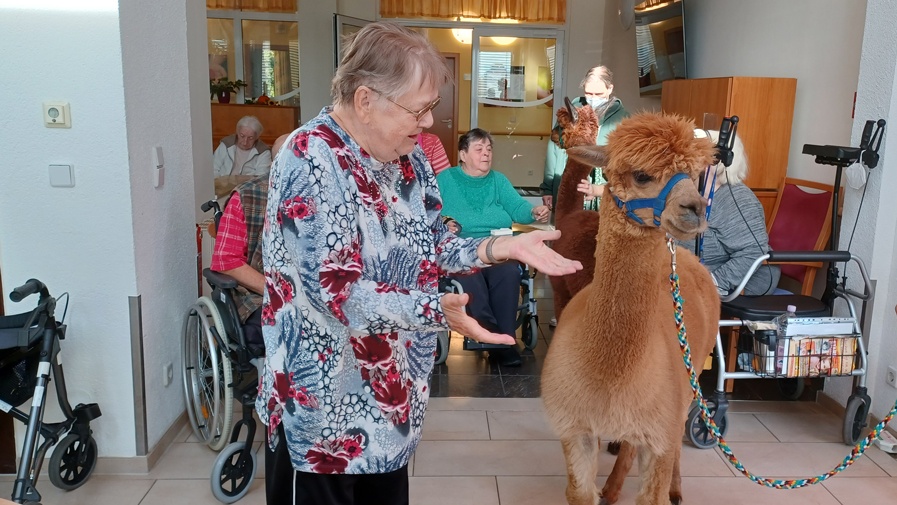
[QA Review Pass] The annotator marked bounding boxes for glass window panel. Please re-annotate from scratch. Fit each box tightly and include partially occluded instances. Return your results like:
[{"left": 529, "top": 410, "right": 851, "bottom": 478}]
[
  {"left": 207, "top": 0, "right": 296, "bottom": 13},
  {"left": 208, "top": 19, "right": 235, "bottom": 103},
  {"left": 476, "top": 36, "right": 555, "bottom": 136},
  {"left": 241, "top": 20, "right": 300, "bottom": 107}
]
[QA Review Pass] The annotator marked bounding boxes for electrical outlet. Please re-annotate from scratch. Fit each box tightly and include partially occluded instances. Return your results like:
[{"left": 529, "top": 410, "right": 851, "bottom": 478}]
[
  {"left": 163, "top": 362, "right": 174, "bottom": 387},
  {"left": 886, "top": 366, "right": 897, "bottom": 389}
]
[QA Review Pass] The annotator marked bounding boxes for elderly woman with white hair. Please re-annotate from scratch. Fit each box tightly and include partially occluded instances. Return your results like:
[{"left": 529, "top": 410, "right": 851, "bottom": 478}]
[
  {"left": 212, "top": 115, "right": 272, "bottom": 177},
  {"left": 260, "top": 21, "right": 581, "bottom": 504},
  {"left": 676, "top": 132, "right": 781, "bottom": 296}
]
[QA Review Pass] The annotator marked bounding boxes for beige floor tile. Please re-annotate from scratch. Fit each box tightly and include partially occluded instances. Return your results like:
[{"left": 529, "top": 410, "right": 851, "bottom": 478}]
[
  {"left": 0, "top": 476, "right": 154, "bottom": 505},
  {"left": 140, "top": 478, "right": 267, "bottom": 505},
  {"left": 726, "top": 400, "right": 825, "bottom": 414},
  {"left": 149, "top": 441, "right": 261, "bottom": 480},
  {"left": 822, "top": 476, "right": 897, "bottom": 505},
  {"left": 426, "top": 397, "right": 543, "bottom": 412},
  {"left": 723, "top": 413, "right": 779, "bottom": 442},
  {"left": 176, "top": 423, "right": 194, "bottom": 443},
  {"left": 680, "top": 444, "right": 737, "bottom": 476},
  {"left": 681, "top": 476, "right": 841, "bottom": 505},
  {"left": 712, "top": 442, "right": 887, "bottom": 478},
  {"left": 496, "top": 476, "right": 569, "bottom": 505},
  {"left": 413, "top": 440, "right": 566, "bottom": 476},
  {"left": 864, "top": 445, "right": 897, "bottom": 477},
  {"left": 422, "top": 410, "right": 490, "bottom": 440},
  {"left": 409, "top": 477, "right": 499, "bottom": 505},
  {"left": 487, "top": 410, "right": 558, "bottom": 440},
  {"left": 754, "top": 412, "right": 843, "bottom": 443}
]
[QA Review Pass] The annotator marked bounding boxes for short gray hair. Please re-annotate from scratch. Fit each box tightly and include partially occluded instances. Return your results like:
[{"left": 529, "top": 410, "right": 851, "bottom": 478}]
[
  {"left": 705, "top": 130, "right": 749, "bottom": 185},
  {"left": 580, "top": 66, "right": 614, "bottom": 89},
  {"left": 332, "top": 22, "right": 451, "bottom": 107},
  {"left": 236, "top": 116, "right": 263, "bottom": 135}
]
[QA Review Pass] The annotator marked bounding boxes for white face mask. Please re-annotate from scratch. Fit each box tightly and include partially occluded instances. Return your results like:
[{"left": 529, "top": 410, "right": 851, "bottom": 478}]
[
  {"left": 586, "top": 96, "right": 608, "bottom": 110},
  {"left": 846, "top": 162, "right": 867, "bottom": 189}
]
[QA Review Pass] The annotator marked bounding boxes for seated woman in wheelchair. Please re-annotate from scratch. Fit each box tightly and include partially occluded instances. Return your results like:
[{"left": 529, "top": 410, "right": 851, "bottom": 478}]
[
  {"left": 674, "top": 131, "right": 780, "bottom": 296},
  {"left": 436, "top": 129, "right": 551, "bottom": 366},
  {"left": 210, "top": 134, "right": 289, "bottom": 348}
]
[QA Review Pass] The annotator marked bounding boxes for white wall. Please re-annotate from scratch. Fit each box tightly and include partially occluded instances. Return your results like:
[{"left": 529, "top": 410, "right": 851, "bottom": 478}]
[
  {"left": 824, "top": 0, "right": 897, "bottom": 424},
  {"left": 119, "top": 0, "right": 210, "bottom": 450},
  {"left": 298, "top": 0, "right": 339, "bottom": 122},
  {"left": 0, "top": 2, "right": 138, "bottom": 457},
  {"left": 599, "top": 0, "right": 661, "bottom": 114},
  {"left": 684, "top": 0, "right": 867, "bottom": 185}
]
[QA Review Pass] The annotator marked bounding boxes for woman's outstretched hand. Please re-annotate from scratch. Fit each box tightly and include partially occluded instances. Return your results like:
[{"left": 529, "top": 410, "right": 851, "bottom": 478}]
[
  {"left": 441, "top": 293, "right": 516, "bottom": 345},
  {"left": 486, "top": 231, "right": 582, "bottom": 276}
]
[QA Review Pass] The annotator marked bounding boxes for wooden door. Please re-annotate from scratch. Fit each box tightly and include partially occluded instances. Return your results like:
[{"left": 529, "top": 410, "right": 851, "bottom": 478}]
[
  {"left": 687, "top": 78, "right": 731, "bottom": 130},
  {"left": 660, "top": 79, "right": 692, "bottom": 117},
  {"left": 730, "top": 77, "right": 797, "bottom": 190},
  {"left": 428, "top": 53, "right": 460, "bottom": 167}
]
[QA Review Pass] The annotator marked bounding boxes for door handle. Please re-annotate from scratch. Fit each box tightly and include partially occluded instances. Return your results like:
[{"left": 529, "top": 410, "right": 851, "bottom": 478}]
[{"left": 441, "top": 119, "right": 452, "bottom": 128}]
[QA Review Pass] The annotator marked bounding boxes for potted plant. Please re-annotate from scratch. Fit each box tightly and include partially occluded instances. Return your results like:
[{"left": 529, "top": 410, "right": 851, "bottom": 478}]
[{"left": 209, "top": 78, "right": 247, "bottom": 104}]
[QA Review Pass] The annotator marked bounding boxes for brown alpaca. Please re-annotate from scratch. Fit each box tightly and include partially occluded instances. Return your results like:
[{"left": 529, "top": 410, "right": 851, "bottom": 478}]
[
  {"left": 541, "top": 112, "right": 720, "bottom": 505},
  {"left": 550, "top": 105, "right": 601, "bottom": 319}
]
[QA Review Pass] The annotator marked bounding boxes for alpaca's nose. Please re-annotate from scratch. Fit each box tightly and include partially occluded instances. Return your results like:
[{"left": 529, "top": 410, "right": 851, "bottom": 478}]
[{"left": 679, "top": 202, "right": 701, "bottom": 217}]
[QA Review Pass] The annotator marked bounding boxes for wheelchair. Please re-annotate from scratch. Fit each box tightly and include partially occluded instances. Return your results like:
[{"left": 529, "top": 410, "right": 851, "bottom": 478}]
[
  {"left": 181, "top": 199, "right": 262, "bottom": 503},
  {"left": 434, "top": 262, "right": 539, "bottom": 365},
  {"left": 0, "top": 279, "right": 102, "bottom": 504}
]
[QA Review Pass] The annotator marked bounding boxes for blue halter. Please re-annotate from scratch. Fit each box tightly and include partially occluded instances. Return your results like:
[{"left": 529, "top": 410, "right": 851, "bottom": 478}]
[{"left": 610, "top": 172, "right": 692, "bottom": 226}]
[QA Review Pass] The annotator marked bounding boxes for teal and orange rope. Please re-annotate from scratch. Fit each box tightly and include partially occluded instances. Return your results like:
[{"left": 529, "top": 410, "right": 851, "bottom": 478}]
[{"left": 668, "top": 245, "right": 897, "bottom": 489}]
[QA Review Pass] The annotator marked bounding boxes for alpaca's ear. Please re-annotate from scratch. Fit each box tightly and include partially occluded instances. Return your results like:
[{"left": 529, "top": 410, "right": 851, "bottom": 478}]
[{"left": 567, "top": 145, "right": 609, "bottom": 167}]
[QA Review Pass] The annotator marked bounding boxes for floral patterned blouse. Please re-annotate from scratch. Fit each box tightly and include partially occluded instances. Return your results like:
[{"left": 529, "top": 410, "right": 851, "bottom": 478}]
[{"left": 259, "top": 108, "right": 487, "bottom": 474}]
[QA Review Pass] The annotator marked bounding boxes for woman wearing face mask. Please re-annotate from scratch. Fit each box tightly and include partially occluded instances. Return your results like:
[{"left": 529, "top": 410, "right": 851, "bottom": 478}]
[{"left": 540, "top": 66, "right": 629, "bottom": 213}]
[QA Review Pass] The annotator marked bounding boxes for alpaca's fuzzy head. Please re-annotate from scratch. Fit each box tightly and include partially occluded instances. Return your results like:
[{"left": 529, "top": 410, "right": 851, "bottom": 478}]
[
  {"left": 566, "top": 112, "right": 715, "bottom": 240},
  {"left": 557, "top": 104, "right": 600, "bottom": 149}
]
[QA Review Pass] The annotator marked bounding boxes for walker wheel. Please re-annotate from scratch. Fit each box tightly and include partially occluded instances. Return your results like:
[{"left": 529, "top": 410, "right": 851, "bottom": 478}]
[
  {"left": 48, "top": 433, "right": 98, "bottom": 491},
  {"left": 686, "top": 403, "right": 728, "bottom": 450},
  {"left": 777, "top": 378, "right": 805, "bottom": 401},
  {"left": 842, "top": 395, "right": 869, "bottom": 446},
  {"left": 522, "top": 315, "right": 538, "bottom": 350},
  {"left": 211, "top": 441, "right": 257, "bottom": 503},
  {"left": 435, "top": 331, "right": 450, "bottom": 365}
]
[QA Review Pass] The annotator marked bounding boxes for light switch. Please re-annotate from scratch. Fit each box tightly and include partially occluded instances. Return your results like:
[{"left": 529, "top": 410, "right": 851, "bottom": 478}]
[
  {"left": 43, "top": 102, "right": 71, "bottom": 128},
  {"left": 49, "top": 164, "right": 74, "bottom": 187},
  {"left": 464, "top": 74, "right": 472, "bottom": 81}
]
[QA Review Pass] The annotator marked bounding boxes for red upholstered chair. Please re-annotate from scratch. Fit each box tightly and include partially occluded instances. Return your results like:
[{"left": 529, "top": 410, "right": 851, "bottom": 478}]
[{"left": 766, "top": 178, "right": 834, "bottom": 296}]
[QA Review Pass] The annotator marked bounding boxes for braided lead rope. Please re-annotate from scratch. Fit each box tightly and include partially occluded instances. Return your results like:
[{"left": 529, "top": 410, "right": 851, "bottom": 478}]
[{"left": 667, "top": 239, "right": 897, "bottom": 489}]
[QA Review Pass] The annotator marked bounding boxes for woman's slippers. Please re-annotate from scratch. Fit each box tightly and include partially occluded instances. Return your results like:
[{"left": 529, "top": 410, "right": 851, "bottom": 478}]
[{"left": 490, "top": 347, "right": 522, "bottom": 367}]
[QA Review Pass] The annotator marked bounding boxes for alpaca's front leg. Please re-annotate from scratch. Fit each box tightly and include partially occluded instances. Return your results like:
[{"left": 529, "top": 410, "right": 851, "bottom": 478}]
[
  {"left": 561, "top": 433, "right": 601, "bottom": 505},
  {"left": 635, "top": 446, "right": 676, "bottom": 505},
  {"left": 599, "top": 441, "right": 636, "bottom": 505},
  {"left": 669, "top": 445, "right": 682, "bottom": 505}
]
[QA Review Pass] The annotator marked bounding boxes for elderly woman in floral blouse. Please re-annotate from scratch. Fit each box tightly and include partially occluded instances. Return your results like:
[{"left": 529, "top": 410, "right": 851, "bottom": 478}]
[{"left": 260, "top": 21, "right": 581, "bottom": 504}]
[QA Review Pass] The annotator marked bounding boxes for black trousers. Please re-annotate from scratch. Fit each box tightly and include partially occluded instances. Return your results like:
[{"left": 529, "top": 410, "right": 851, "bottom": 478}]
[
  {"left": 266, "top": 424, "right": 410, "bottom": 505},
  {"left": 451, "top": 261, "right": 520, "bottom": 337}
]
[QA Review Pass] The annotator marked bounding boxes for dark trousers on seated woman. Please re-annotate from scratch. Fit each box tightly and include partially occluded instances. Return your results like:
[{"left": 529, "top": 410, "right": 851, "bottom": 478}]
[
  {"left": 451, "top": 260, "right": 522, "bottom": 366},
  {"left": 266, "top": 423, "right": 409, "bottom": 505}
]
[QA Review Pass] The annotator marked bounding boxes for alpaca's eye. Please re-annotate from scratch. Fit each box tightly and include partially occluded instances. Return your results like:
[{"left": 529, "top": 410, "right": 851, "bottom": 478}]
[{"left": 633, "top": 171, "right": 653, "bottom": 185}]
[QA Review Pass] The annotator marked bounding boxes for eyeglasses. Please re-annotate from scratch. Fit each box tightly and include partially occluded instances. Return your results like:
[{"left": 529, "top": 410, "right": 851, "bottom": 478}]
[{"left": 370, "top": 88, "right": 441, "bottom": 122}]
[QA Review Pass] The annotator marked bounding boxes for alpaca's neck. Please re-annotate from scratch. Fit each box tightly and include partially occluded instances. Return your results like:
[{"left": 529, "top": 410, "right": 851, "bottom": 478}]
[
  {"left": 555, "top": 159, "right": 592, "bottom": 222},
  {"left": 588, "top": 204, "right": 668, "bottom": 347}
]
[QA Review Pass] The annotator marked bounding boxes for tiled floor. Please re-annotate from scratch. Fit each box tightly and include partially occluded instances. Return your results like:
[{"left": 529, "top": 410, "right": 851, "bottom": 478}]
[
  {"left": 7, "top": 399, "right": 897, "bottom": 504},
  {"left": 8, "top": 274, "right": 896, "bottom": 503}
]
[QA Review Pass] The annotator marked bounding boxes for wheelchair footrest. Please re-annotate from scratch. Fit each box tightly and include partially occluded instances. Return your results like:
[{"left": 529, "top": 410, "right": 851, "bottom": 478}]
[
  {"left": 462, "top": 337, "right": 512, "bottom": 351},
  {"left": 74, "top": 403, "right": 102, "bottom": 422}
]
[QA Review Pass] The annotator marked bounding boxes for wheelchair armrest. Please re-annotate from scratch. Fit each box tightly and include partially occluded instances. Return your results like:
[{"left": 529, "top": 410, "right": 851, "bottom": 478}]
[
  {"left": 767, "top": 251, "right": 852, "bottom": 263},
  {"left": 203, "top": 268, "right": 239, "bottom": 290}
]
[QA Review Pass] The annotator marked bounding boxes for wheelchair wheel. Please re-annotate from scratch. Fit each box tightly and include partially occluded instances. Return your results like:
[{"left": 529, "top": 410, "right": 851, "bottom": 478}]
[
  {"left": 777, "top": 377, "right": 805, "bottom": 401},
  {"left": 435, "top": 331, "right": 450, "bottom": 365},
  {"left": 686, "top": 403, "right": 728, "bottom": 450},
  {"left": 182, "top": 298, "right": 234, "bottom": 451},
  {"left": 47, "top": 433, "right": 98, "bottom": 491},
  {"left": 211, "top": 441, "right": 257, "bottom": 503},
  {"left": 842, "top": 395, "right": 869, "bottom": 446},
  {"left": 522, "top": 315, "right": 538, "bottom": 350}
]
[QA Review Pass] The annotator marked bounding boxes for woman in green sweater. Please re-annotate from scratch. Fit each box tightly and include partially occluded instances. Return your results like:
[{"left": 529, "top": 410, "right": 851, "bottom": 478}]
[{"left": 437, "top": 129, "right": 550, "bottom": 366}]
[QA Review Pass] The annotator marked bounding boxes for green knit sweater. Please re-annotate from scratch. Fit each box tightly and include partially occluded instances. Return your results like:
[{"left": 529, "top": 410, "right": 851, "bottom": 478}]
[{"left": 436, "top": 166, "right": 535, "bottom": 238}]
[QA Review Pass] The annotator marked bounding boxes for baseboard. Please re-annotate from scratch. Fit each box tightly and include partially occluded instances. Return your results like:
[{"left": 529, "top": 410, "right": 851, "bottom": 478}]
[
  {"left": 93, "top": 410, "right": 187, "bottom": 475},
  {"left": 816, "top": 391, "right": 897, "bottom": 439}
]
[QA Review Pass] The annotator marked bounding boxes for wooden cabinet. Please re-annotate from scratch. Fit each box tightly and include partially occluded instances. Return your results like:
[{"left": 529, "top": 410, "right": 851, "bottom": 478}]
[
  {"left": 661, "top": 77, "right": 797, "bottom": 221},
  {"left": 211, "top": 103, "right": 301, "bottom": 149}
]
